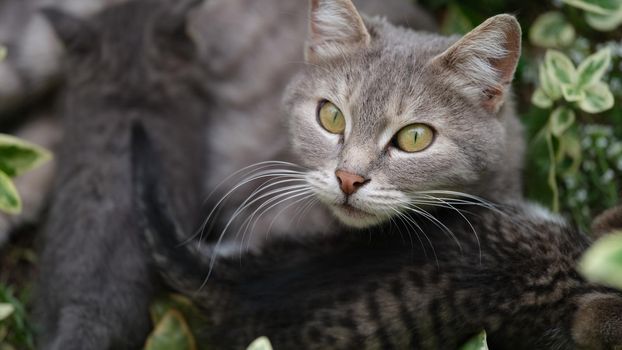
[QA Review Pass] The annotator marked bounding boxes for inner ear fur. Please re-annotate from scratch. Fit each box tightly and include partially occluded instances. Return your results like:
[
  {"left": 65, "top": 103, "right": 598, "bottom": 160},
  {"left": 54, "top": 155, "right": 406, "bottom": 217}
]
[
  {"left": 431, "top": 14, "right": 521, "bottom": 114},
  {"left": 305, "top": 0, "right": 371, "bottom": 63}
]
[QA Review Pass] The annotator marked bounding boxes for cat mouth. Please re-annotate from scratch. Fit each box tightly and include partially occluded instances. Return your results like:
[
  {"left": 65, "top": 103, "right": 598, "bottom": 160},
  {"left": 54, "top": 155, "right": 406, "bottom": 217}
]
[{"left": 337, "top": 204, "right": 371, "bottom": 217}]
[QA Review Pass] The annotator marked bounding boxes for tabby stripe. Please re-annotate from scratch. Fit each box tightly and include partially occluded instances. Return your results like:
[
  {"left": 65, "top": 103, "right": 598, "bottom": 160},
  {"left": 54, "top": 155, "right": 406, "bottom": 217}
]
[{"left": 366, "top": 294, "right": 394, "bottom": 350}]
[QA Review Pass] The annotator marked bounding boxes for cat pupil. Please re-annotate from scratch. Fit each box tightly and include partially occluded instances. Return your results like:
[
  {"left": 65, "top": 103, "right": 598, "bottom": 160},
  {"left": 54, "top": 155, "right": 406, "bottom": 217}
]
[{"left": 332, "top": 111, "right": 339, "bottom": 123}]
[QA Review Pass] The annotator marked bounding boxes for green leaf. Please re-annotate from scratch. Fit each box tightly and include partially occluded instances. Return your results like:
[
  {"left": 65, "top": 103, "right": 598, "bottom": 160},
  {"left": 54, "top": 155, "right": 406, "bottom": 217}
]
[
  {"left": 577, "top": 48, "right": 611, "bottom": 89},
  {"left": 0, "top": 171, "right": 20, "bottom": 214},
  {"left": 585, "top": 7, "right": 622, "bottom": 31},
  {"left": 545, "top": 50, "right": 577, "bottom": 86},
  {"left": 563, "top": 0, "right": 619, "bottom": 15},
  {"left": 460, "top": 331, "right": 488, "bottom": 350},
  {"left": 144, "top": 310, "right": 196, "bottom": 350},
  {"left": 557, "top": 132, "right": 582, "bottom": 172},
  {"left": 529, "top": 12, "right": 576, "bottom": 48},
  {"left": 247, "top": 337, "right": 273, "bottom": 350},
  {"left": 562, "top": 84, "right": 586, "bottom": 102},
  {"left": 0, "top": 304, "right": 14, "bottom": 322},
  {"left": 532, "top": 88, "right": 553, "bottom": 108},
  {"left": 539, "top": 63, "right": 562, "bottom": 100},
  {"left": 549, "top": 106, "right": 576, "bottom": 137},
  {"left": 0, "top": 134, "right": 52, "bottom": 178},
  {"left": 579, "top": 231, "right": 622, "bottom": 290},
  {"left": 579, "top": 81, "right": 615, "bottom": 113}
]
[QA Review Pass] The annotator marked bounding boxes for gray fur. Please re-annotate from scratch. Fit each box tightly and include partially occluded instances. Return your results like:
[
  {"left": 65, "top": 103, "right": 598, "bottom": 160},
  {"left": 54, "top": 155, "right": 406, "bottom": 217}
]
[
  {"left": 283, "top": 3, "right": 525, "bottom": 229},
  {"left": 36, "top": 1, "right": 207, "bottom": 349}
]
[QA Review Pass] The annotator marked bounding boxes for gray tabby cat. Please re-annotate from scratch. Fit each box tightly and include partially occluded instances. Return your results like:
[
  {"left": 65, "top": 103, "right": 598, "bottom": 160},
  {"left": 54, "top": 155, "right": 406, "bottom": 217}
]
[
  {"left": 200, "top": 0, "right": 524, "bottom": 254},
  {"left": 134, "top": 122, "right": 622, "bottom": 349}
]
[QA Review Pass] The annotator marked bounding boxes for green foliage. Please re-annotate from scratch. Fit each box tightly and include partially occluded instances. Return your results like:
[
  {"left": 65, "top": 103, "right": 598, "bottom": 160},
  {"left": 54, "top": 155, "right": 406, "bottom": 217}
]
[
  {"left": 580, "top": 231, "right": 622, "bottom": 289},
  {"left": 529, "top": 12, "right": 575, "bottom": 48},
  {"left": 0, "top": 135, "right": 52, "bottom": 214},
  {"left": 0, "top": 286, "right": 35, "bottom": 350},
  {"left": 528, "top": 14, "right": 618, "bottom": 227},
  {"left": 144, "top": 295, "right": 207, "bottom": 350},
  {"left": 563, "top": 0, "right": 622, "bottom": 31},
  {"left": 247, "top": 337, "right": 274, "bottom": 350},
  {"left": 460, "top": 331, "right": 489, "bottom": 350},
  {"left": 533, "top": 48, "right": 613, "bottom": 113},
  {"left": 0, "top": 49, "right": 52, "bottom": 215}
]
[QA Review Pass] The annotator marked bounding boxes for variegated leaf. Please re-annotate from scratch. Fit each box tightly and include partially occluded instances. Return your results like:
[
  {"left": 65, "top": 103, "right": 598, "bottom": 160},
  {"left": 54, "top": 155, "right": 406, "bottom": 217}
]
[
  {"left": 579, "top": 81, "right": 615, "bottom": 113},
  {"left": 577, "top": 48, "right": 611, "bottom": 89},
  {"left": 529, "top": 12, "right": 575, "bottom": 48},
  {"left": 545, "top": 50, "right": 577, "bottom": 86}
]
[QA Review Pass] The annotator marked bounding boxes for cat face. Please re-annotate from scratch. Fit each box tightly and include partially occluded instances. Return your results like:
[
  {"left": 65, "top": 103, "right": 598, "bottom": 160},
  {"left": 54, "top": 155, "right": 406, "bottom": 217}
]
[{"left": 285, "top": 0, "right": 522, "bottom": 228}]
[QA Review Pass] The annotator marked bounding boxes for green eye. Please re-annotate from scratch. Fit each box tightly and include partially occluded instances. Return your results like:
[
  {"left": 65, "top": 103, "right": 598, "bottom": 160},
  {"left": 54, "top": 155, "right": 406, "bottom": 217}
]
[
  {"left": 318, "top": 101, "right": 345, "bottom": 134},
  {"left": 394, "top": 124, "right": 434, "bottom": 153}
]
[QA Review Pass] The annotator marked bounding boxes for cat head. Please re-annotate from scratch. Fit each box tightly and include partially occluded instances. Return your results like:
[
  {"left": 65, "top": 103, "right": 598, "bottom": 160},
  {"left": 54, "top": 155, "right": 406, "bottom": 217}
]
[
  {"left": 41, "top": 0, "right": 203, "bottom": 90},
  {"left": 284, "top": 0, "right": 523, "bottom": 228}
]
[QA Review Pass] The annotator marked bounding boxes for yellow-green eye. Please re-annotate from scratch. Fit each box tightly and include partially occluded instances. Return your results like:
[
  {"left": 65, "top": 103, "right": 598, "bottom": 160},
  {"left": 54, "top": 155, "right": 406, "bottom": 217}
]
[
  {"left": 394, "top": 124, "right": 434, "bottom": 153},
  {"left": 318, "top": 101, "right": 345, "bottom": 134}
]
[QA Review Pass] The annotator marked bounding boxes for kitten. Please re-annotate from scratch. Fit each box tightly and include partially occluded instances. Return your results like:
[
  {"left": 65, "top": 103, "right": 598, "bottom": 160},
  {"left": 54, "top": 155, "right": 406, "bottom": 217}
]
[
  {"left": 36, "top": 1, "right": 207, "bottom": 349},
  {"left": 133, "top": 123, "right": 622, "bottom": 350},
  {"left": 197, "top": 0, "right": 525, "bottom": 253}
]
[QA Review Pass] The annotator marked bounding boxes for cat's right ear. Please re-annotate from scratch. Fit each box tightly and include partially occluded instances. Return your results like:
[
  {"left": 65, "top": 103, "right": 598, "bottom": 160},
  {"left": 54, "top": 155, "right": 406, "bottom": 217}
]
[
  {"left": 305, "top": 0, "right": 371, "bottom": 63},
  {"left": 40, "top": 8, "right": 98, "bottom": 54}
]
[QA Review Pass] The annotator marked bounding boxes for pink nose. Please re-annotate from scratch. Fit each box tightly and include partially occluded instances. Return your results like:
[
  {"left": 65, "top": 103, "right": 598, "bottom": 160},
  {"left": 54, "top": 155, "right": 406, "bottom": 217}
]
[{"left": 335, "top": 170, "right": 369, "bottom": 195}]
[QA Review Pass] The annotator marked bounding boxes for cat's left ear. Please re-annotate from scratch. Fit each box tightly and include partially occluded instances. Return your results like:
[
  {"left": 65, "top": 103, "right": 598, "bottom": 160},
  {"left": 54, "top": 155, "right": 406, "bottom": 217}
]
[
  {"left": 305, "top": 0, "right": 371, "bottom": 63},
  {"left": 41, "top": 8, "right": 98, "bottom": 55},
  {"left": 431, "top": 14, "right": 521, "bottom": 114}
]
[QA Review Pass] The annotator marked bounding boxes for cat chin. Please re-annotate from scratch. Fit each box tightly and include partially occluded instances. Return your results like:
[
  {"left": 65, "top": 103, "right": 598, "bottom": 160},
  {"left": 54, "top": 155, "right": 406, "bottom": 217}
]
[{"left": 330, "top": 204, "right": 387, "bottom": 228}]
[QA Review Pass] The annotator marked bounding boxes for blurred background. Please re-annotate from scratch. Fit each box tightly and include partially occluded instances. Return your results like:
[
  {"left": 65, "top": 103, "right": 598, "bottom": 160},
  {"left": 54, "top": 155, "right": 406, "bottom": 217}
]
[{"left": 0, "top": 0, "right": 620, "bottom": 348}]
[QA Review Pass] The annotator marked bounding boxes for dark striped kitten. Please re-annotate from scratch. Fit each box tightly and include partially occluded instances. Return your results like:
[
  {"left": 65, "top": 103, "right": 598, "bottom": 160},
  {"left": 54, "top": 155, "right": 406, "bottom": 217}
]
[{"left": 133, "top": 124, "right": 622, "bottom": 350}]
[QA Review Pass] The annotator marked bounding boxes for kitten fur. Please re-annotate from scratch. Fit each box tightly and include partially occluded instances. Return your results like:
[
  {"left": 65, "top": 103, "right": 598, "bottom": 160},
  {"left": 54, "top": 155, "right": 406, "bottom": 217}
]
[
  {"left": 36, "top": 1, "right": 207, "bottom": 349},
  {"left": 133, "top": 124, "right": 622, "bottom": 350}
]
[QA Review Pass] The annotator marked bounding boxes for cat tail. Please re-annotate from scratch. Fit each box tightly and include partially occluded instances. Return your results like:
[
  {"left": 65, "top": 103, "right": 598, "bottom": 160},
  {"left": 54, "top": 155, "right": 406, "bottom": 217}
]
[{"left": 131, "top": 121, "right": 235, "bottom": 297}]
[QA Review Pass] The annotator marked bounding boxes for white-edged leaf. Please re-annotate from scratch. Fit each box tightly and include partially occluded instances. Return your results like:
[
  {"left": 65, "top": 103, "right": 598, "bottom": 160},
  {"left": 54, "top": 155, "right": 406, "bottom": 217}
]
[
  {"left": 460, "top": 331, "right": 489, "bottom": 350},
  {"left": 549, "top": 106, "right": 576, "bottom": 137},
  {"left": 563, "top": 0, "right": 618, "bottom": 15},
  {"left": 539, "top": 63, "right": 562, "bottom": 100},
  {"left": 577, "top": 48, "right": 611, "bottom": 89},
  {"left": 0, "top": 134, "right": 52, "bottom": 178},
  {"left": 579, "top": 81, "right": 615, "bottom": 113},
  {"left": 579, "top": 231, "right": 622, "bottom": 290},
  {"left": 144, "top": 309, "right": 196, "bottom": 350},
  {"left": 545, "top": 50, "right": 577, "bottom": 86},
  {"left": 529, "top": 12, "right": 576, "bottom": 48},
  {"left": 0, "top": 303, "right": 14, "bottom": 322},
  {"left": 562, "top": 84, "right": 586, "bottom": 102},
  {"left": 585, "top": 7, "right": 622, "bottom": 31},
  {"left": 247, "top": 336, "right": 273, "bottom": 350},
  {"left": 0, "top": 170, "right": 20, "bottom": 214},
  {"left": 532, "top": 88, "right": 554, "bottom": 108}
]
